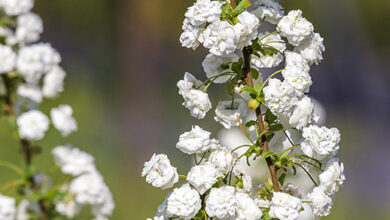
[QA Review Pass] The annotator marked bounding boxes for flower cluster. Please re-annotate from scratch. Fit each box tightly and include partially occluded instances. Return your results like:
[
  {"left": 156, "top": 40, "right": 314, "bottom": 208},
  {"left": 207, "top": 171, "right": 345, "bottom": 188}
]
[
  {"left": 0, "top": 0, "right": 114, "bottom": 219},
  {"left": 144, "top": 0, "right": 344, "bottom": 219}
]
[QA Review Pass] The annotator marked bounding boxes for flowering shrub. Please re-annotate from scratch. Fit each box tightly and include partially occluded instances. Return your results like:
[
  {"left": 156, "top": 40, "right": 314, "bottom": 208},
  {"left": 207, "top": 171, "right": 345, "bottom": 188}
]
[
  {"left": 0, "top": 0, "right": 114, "bottom": 219},
  {"left": 143, "top": 0, "right": 345, "bottom": 219}
]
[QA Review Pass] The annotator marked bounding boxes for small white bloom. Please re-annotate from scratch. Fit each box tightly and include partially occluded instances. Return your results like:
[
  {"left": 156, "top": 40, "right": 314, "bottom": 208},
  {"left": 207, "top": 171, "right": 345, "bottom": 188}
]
[
  {"left": 0, "top": 45, "right": 16, "bottom": 73},
  {"left": 235, "top": 192, "right": 262, "bottom": 220},
  {"left": 9, "top": 12, "right": 43, "bottom": 45},
  {"left": 142, "top": 154, "right": 179, "bottom": 190},
  {"left": 69, "top": 172, "right": 114, "bottom": 219},
  {"left": 251, "top": 32, "right": 286, "bottom": 68},
  {"left": 250, "top": 0, "right": 284, "bottom": 24},
  {"left": 269, "top": 192, "right": 302, "bottom": 220},
  {"left": 185, "top": 0, "right": 222, "bottom": 26},
  {"left": 180, "top": 19, "right": 203, "bottom": 50},
  {"left": 306, "top": 187, "right": 333, "bottom": 216},
  {"left": 187, "top": 162, "right": 221, "bottom": 194},
  {"left": 201, "top": 20, "right": 237, "bottom": 56},
  {"left": 17, "top": 84, "right": 42, "bottom": 103},
  {"left": 0, "top": 0, "right": 34, "bottom": 16},
  {"left": 52, "top": 145, "right": 96, "bottom": 176},
  {"left": 289, "top": 96, "right": 314, "bottom": 130},
  {"left": 264, "top": 78, "right": 298, "bottom": 116},
  {"left": 277, "top": 10, "right": 313, "bottom": 46},
  {"left": 17, "top": 110, "right": 49, "bottom": 141},
  {"left": 50, "top": 104, "right": 77, "bottom": 136},
  {"left": 301, "top": 125, "right": 341, "bottom": 160},
  {"left": 176, "top": 125, "right": 217, "bottom": 154},
  {"left": 205, "top": 186, "right": 237, "bottom": 219},
  {"left": 282, "top": 51, "right": 311, "bottom": 94},
  {"left": 214, "top": 99, "right": 248, "bottom": 129},
  {"left": 235, "top": 11, "right": 260, "bottom": 50},
  {"left": 319, "top": 157, "right": 345, "bottom": 195},
  {"left": 295, "top": 32, "right": 325, "bottom": 65},
  {"left": 17, "top": 43, "right": 61, "bottom": 84},
  {"left": 42, "top": 65, "right": 66, "bottom": 98},
  {"left": 0, "top": 194, "right": 15, "bottom": 220},
  {"left": 55, "top": 200, "right": 82, "bottom": 218},
  {"left": 208, "top": 149, "right": 237, "bottom": 174},
  {"left": 177, "top": 72, "right": 212, "bottom": 119},
  {"left": 202, "top": 53, "right": 239, "bottom": 83},
  {"left": 166, "top": 184, "right": 202, "bottom": 219}
]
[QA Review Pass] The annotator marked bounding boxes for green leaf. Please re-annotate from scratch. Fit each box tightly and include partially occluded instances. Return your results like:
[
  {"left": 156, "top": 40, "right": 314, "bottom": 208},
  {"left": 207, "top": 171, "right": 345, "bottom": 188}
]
[
  {"left": 278, "top": 173, "right": 286, "bottom": 186},
  {"left": 269, "top": 124, "right": 283, "bottom": 132},
  {"left": 226, "top": 80, "right": 235, "bottom": 97},
  {"left": 245, "top": 120, "right": 257, "bottom": 128},
  {"left": 250, "top": 67, "right": 259, "bottom": 80},
  {"left": 232, "top": 0, "right": 251, "bottom": 17},
  {"left": 221, "top": 4, "right": 233, "bottom": 21},
  {"left": 261, "top": 150, "right": 277, "bottom": 159},
  {"left": 240, "top": 85, "right": 256, "bottom": 95},
  {"left": 265, "top": 109, "right": 277, "bottom": 123},
  {"left": 231, "top": 61, "right": 242, "bottom": 74}
]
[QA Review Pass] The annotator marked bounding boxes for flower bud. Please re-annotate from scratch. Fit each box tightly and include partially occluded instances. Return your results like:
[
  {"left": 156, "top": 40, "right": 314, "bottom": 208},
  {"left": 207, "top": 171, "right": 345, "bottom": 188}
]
[{"left": 248, "top": 98, "right": 260, "bottom": 110}]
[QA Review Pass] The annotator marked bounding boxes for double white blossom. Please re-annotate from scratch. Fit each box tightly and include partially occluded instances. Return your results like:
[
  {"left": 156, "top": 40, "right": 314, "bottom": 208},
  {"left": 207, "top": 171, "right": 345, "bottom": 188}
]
[
  {"left": 235, "top": 192, "right": 262, "bottom": 220},
  {"left": 277, "top": 10, "right": 314, "bottom": 46},
  {"left": 306, "top": 187, "right": 333, "bottom": 216},
  {"left": 187, "top": 162, "right": 222, "bottom": 194},
  {"left": 250, "top": 0, "right": 284, "bottom": 24},
  {"left": 208, "top": 149, "right": 237, "bottom": 174},
  {"left": 142, "top": 154, "right": 179, "bottom": 189},
  {"left": 269, "top": 192, "right": 302, "bottom": 220},
  {"left": 295, "top": 32, "right": 325, "bottom": 65},
  {"left": 0, "top": 45, "right": 16, "bottom": 73},
  {"left": 319, "top": 157, "right": 345, "bottom": 195},
  {"left": 177, "top": 72, "right": 212, "bottom": 119},
  {"left": 166, "top": 184, "right": 202, "bottom": 219},
  {"left": 51, "top": 104, "right": 78, "bottom": 137},
  {"left": 52, "top": 145, "right": 95, "bottom": 176},
  {"left": 0, "top": 194, "right": 16, "bottom": 220},
  {"left": 17, "top": 110, "right": 49, "bottom": 141},
  {"left": 251, "top": 32, "right": 286, "bottom": 68},
  {"left": 176, "top": 125, "right": 219, "bottom": 154},
  {"left": 205, "top": 186, "right": 237, "bottom": 219},
  {"left": 301, "top": 125, "right": 341, "bottom": 160},
  {"left": 0, "top": 0, "right": 34, "bottom": 16}
]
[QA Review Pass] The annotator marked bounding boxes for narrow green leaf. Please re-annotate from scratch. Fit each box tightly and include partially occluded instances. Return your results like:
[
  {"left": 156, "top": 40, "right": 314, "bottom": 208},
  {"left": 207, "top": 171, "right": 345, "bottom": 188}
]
[
  {"left": 232, "top": 0, "right": 251, "bottom": 16},
  {"left": 250, "top": 67, "right": 259, "bottom": 80},
  {"left": 261, "top": 150, "right": 277, "bottom": 159},
  {"left": 265, "top": 109, "right": 277, "bottom": 123}
]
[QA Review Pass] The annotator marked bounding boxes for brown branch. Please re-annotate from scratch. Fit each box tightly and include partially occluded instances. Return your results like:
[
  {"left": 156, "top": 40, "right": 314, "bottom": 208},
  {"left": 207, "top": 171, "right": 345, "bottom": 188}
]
[{"left": 242, "top": 47, "right": 280, "bottom": 192}]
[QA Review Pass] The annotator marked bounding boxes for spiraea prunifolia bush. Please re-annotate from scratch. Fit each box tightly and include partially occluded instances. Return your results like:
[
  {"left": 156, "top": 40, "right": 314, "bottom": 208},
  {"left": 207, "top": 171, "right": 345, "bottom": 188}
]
[{"left": 143, "top": 0, "right": 345, "bottom": 219}]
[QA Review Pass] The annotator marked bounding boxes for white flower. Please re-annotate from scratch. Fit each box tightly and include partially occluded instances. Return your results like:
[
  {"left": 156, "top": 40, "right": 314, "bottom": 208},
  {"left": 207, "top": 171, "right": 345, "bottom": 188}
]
[
  {"left": 17, "top": 110, "right": 49, "bottom": 141},
  {"left": 185, "top": 0, "right": 222, "bottom": 26},
  {"left": 142, "top": 154, "right": 179, "bottom": 189},
  {"left": 264, "top": 78, "right": 298, "bottom": 116},
  {"left": 9, "top": 12, "right": 43, "bottom": 45},
  {"left": 214, "top": 99, "right": 248, "bottom": 129},
  {"left": 55, "top": 200, "right": 82, "bottom": 218},
  {"left": 201, "top": 20, "right": 237, "bottom": 56},
  {"left": 235, "top": 192, "right": 262, "bottom": 220},
  {"left": 50, "top": 104, "right": 77, "bottom": 136},
  {"left": 301, "top": 125, "right": 341, "bottom": 160},
  {"left": 187, "top": 162, "right": 222, "bottom": 194},
  {"left": 166, "top": 184, "right": 202, "bottom": 219},
  {"left": 42, "top": 65, "right": 66, "bottom": 98},
  {"left": 277, "top": 10, "right": 313, "bottom": 46},
  {"left": 177, "top": 72, "right": 212, "bottom": 119},
  {"left": 180, "top": 19, "right": 202, "bottom": 50},
  {"left": 235, "top": 11, "right": 260, "bottom": 50},
  {"left": 251, "top": 32, "right": 286, "bottom": 68},
  {"left": 17, "top": 84, "right": 42, "bottom": 103},
  {"left": 16, "top": 200, "right": 40, "bottom": 220},
  {"left": 250, "top": 0, "right": 284, "bottom": 24},
  {"left": 0, "top": 45, "right": 16, "bottom": 73},
  {"left": 289, "top": 96, "right": 314, "bottom": 130},
  {"left": 202, "top": 53, "right": 239, "bottom": 83},
  {"left": 208, "top": 149, "right": 237, "bottom": 174},
  {"left": 52, "top": 145, "right": 96, "bottom": 176},
  {"left": 306, "top": 187, "right": 333, "bottom": 216},
  {"left": 206, "top": 186, "right": 237, "bottom": 219},
  {"left": 176, "top": 125, "right": 217, "bottom": 154},
  {"left": 295, "top": 32, "right": 325, "bottom": 65},
  {"left": 0, "top": 0, "right": 34, "bottom": 16},
  {"left": 17, "top": 43, "right": 61, "bottom": 84},
  {"left": 269, "top": 192, "right": 302, "bottom": 220},
  {"left": 319, "top": 157, "right": 345, "bottom": 195},
  {"left": 282, "top": 51, "right": 312, "bottom": 94},
  {"left": 0, "top": 194, "right": 15, "bottom": 220},
  {"left": 69, "top": 172, "right": 114, "bottom": 219}
]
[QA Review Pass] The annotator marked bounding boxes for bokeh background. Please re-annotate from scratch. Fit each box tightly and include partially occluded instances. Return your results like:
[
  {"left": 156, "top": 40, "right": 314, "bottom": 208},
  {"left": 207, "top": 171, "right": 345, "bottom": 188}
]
[{"left": 0, "top": 0, "right": 390, "bottom": 219}]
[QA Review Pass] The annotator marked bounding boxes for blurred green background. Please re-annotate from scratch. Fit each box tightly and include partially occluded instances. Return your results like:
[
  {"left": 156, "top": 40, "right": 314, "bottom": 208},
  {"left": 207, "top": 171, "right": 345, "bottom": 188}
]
[{"left": 1, "top": 0, "right": 390, "bottom": 219}]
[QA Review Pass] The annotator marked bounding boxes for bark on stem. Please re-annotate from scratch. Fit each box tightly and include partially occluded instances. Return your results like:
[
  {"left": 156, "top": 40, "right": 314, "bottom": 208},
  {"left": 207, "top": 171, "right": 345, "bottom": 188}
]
[{"left": 242, "top": 47, "right": 280, "bottom": 192}]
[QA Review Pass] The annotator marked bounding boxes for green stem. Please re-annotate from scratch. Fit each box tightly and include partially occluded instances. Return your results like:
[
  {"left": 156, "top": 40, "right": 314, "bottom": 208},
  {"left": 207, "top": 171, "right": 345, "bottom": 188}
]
[
  {"left": 259, "top": 68, "right": 284, "bottom": 92},
  {"left": 294, "top": 163, "right": 319, "bottom": 186}
]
